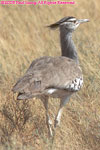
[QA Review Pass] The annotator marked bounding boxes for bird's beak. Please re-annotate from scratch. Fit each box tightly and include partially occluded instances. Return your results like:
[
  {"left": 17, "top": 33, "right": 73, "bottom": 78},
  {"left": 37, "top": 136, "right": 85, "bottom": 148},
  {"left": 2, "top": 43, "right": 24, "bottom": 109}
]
[{"left": 78, "top": 19, "right": 89, "bottom": 24}]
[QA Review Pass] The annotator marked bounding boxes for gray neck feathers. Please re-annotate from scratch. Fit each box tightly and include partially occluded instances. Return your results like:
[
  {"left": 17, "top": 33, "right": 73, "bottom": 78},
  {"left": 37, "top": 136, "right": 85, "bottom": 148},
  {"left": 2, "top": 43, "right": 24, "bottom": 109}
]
[{"left": 60, "top": 27, "right": 79, "bottom": 64}]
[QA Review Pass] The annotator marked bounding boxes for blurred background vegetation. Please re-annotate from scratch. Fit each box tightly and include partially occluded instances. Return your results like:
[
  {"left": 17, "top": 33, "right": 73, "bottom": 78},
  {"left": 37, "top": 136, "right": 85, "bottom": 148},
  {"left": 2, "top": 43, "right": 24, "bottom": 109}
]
[{"left": 0, "top": 0, "right": 100, "bottom": 149}]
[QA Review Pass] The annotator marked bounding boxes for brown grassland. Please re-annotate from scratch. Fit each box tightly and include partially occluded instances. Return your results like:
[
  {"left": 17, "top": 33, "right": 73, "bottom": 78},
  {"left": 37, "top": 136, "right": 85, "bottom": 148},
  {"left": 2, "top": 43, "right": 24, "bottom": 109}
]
[{"left": 0, "top": 0, "right": 100, "bottom": 149}]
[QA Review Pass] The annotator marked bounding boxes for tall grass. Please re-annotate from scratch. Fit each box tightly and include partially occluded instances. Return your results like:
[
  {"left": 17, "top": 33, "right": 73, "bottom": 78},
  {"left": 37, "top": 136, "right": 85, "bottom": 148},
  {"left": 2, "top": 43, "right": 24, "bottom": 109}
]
[{"left": 0, "top": 1, "right": 100, "bottom": 149}]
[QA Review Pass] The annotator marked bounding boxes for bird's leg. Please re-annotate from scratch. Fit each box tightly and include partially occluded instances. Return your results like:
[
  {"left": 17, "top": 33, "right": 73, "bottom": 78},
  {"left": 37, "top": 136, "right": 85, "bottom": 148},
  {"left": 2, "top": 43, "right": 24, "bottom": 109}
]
[
  {"left": 54, "top": 96, "right": 70, "bottom": 128},
  {"left": 54, "top": 106, "right": 64, "bottom": 128},
  {"left": 42, "top": 96, "right": 53, "bottom": 137}
]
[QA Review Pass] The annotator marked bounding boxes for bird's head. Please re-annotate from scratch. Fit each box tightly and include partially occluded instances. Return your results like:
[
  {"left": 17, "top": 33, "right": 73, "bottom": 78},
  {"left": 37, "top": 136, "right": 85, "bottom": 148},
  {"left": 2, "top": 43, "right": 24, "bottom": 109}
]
[{"left": 48, "top": 16, "right": 89, "bottom": 32}]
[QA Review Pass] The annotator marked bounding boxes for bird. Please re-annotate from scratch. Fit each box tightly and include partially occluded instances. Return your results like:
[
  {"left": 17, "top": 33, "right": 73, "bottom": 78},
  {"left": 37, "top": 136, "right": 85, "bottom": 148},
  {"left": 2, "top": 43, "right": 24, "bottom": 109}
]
[{"left": 12, "top": 16, "right": 89, "bottom": 137}]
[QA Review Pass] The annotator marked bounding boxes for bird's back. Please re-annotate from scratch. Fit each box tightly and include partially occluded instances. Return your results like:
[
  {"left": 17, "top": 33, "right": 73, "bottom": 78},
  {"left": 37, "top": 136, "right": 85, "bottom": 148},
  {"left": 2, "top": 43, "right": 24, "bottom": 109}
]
[{"left": 12, "top": 56, "right": 83, "bottom": 100}]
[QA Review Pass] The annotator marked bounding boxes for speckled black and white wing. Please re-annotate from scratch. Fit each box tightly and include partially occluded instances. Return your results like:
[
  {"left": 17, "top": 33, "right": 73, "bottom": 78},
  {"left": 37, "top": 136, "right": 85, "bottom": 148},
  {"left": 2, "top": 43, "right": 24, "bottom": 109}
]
[
  {"left": 12, "top": 56, "right": 83, "bottom": 100},
  {"left": 65, "top": 77, "right": 83, "bottom": 92}
]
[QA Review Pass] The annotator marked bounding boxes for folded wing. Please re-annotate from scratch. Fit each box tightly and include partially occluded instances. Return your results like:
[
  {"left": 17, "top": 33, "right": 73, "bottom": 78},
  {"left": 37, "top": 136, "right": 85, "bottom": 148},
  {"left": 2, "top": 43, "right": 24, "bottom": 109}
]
[{"left": 12, "top": 56, "right": 82, "bottom": 99}]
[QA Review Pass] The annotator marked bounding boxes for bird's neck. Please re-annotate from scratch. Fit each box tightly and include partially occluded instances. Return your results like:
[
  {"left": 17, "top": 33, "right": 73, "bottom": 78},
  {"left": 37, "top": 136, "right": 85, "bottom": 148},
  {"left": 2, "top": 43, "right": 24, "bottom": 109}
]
[{"left": 60, "top": 28, "right": 79, "bottom": 63}]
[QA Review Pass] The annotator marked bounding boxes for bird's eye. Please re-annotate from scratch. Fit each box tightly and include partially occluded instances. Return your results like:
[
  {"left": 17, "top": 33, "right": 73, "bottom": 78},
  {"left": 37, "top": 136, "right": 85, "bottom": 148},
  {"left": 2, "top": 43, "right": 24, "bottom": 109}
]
[{"left": 74, "top": 20, "right": 76, "bottom": 23}]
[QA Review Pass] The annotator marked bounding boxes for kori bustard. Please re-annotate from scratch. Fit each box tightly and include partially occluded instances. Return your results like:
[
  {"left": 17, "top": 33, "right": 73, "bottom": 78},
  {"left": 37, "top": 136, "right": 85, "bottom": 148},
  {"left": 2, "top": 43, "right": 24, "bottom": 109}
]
[{"left": 12, "top": 16, "right": 89, "bottom": 136}]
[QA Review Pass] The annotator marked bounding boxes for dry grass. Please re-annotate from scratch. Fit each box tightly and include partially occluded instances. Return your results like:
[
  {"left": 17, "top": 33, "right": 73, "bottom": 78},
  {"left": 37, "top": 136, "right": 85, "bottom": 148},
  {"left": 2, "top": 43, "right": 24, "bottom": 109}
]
[{"left": 0, "top": 0, "right": 100, "bottom": 149}]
